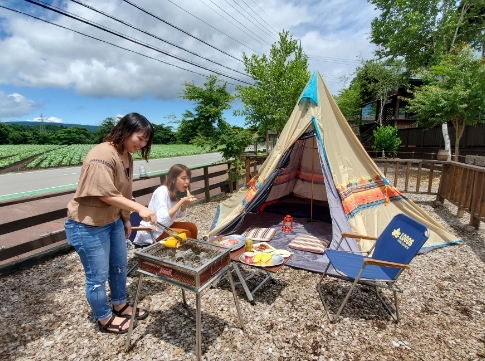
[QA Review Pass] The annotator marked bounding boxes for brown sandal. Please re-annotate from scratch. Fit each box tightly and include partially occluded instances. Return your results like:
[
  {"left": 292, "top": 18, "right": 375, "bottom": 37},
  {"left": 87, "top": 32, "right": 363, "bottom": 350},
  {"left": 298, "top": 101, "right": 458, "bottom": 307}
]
[
  {"left": 112, "top": 303, "right": 149, "bottom": 320},
  {"left": 97, "top": 314, "right": 136, "bottom": 334}
]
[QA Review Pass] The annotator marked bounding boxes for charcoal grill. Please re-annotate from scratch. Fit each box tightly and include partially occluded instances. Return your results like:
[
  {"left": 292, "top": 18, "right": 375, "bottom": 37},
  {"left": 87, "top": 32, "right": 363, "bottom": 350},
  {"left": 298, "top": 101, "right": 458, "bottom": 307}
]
[{"left": 125, "top": 238, "right": 244, "bottom": 361}]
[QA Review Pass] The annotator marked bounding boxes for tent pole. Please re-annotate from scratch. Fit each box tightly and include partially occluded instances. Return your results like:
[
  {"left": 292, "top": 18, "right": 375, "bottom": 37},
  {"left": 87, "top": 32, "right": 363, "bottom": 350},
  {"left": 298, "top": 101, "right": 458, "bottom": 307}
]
[{"left": 311, "top": 136, "right": 315, "bottom": 221}]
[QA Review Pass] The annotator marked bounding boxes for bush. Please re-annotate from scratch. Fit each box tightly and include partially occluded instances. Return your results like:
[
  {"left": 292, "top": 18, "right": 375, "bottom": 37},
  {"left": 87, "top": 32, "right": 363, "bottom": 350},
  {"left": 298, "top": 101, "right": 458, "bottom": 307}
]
[{"left": 372, "top": 125, "right": 401, "bottom": 157}]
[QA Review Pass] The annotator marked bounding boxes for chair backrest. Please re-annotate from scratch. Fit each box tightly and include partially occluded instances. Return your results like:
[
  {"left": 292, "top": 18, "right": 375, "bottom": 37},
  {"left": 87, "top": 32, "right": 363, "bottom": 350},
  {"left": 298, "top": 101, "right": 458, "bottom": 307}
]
[
  {"left": 128, "top": 212, "right": 143, "bottom": 242},
  {"left": 372, "top": 214, "right": 429, "bottom": 279}
]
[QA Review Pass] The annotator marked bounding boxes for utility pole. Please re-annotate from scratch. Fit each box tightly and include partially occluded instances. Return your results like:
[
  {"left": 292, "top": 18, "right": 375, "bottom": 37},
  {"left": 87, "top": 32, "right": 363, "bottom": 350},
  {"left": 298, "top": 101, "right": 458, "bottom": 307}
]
[{"left": 39, "top": 113, "right": 45, "bottom": 133}]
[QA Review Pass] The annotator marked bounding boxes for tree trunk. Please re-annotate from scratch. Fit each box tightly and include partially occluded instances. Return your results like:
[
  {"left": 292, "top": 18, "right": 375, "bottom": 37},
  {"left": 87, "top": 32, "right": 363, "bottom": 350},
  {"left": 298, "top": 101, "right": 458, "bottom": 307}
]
[{"left": 442, "top": 123, "right": 451, "bottom": 160}]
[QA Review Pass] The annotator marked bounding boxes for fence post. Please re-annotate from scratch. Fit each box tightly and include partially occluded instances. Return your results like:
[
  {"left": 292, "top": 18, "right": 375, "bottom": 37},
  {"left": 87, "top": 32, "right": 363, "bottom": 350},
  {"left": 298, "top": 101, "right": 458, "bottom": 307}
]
[
  {"left": 203, "top": 166, "right": 210, "bottom": 202},
  {"left": 245, "top": 157, "right": 251, "bottom": 183},
  {"left": 228, "top": 162, "right": 233, "bottom": 193},
  {"left": 404, "top": 162, "right": 411, "bottom": 192},
  {"left": 416, "top": 162, "right": 422, "bottom": 192},
  {"left": 427, "top": 163, "right": 435, "bottom": 194},
  {"left": 394, "top": 161, "right": 400, "bottom": 187}
]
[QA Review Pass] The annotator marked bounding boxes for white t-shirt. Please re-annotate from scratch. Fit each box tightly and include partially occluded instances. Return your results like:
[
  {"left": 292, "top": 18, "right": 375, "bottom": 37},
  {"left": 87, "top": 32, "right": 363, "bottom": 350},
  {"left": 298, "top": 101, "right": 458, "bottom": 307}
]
[{"left": 133, "top": 185, "right": 187, "bottom": 246}]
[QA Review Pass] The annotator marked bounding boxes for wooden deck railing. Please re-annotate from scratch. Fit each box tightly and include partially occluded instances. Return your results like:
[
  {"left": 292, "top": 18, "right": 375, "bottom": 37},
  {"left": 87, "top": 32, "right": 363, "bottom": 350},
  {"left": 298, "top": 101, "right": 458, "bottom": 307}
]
[
  {"left": 2, "top": 156, "right": 482, "bottom": 267},
  {"left": 436, "top": 161, "right": 485, "bottom": 228},
  {"left": 373, "top": 159, "right": 443, "bottom": 194}
]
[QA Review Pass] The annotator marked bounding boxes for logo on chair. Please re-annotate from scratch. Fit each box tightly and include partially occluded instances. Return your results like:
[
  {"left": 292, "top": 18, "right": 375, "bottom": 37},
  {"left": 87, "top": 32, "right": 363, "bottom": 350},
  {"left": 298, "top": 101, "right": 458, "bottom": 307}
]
[{"left": 392, "top": 228, "right": 414, "bottom": 249}]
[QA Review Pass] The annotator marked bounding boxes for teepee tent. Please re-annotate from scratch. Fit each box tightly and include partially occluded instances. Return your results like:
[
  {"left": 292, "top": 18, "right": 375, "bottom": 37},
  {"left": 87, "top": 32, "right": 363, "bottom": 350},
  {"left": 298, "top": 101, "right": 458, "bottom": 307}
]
[{"left": 209, "top": 72, "right": 460, "bottom": 260}]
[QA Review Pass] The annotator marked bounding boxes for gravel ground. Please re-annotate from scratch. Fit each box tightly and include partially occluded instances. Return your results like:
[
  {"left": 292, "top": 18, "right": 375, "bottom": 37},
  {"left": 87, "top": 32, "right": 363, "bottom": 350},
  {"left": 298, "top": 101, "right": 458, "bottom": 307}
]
[{"left": 1, "top": 170, "right": 485, "bottom": 361}]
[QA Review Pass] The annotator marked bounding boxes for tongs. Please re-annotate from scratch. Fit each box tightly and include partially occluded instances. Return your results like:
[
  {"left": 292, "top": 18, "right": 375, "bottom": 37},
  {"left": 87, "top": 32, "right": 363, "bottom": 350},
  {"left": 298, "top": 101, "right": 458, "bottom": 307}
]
[{"left": 156, "top": 222, "right": 184, "bottom": 242}]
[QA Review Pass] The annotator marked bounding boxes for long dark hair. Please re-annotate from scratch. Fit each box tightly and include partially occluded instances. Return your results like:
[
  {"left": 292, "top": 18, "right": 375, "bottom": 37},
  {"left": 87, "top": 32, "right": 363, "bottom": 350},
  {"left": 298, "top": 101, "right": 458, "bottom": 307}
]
[
  {"left": 165, "top": 164, "right": 191, "bottom": 201},
  {"left": 104, "top": 113, "right": 154, "bottom": 161}
]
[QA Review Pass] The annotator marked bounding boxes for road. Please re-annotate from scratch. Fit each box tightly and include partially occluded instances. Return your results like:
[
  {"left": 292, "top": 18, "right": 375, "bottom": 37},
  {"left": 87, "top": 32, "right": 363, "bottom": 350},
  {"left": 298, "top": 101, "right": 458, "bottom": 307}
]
[{"left": 0, "top": 152, "right": 223, "bottom": 199}]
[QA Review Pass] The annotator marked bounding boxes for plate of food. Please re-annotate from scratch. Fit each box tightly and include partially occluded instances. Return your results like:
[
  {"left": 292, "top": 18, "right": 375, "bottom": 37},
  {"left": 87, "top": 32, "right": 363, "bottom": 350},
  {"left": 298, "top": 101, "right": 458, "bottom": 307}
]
[
  {"left": 252, "top": 242, "right": 276, "bottom": 253},
  {"left": 239, "top": 252, "right": 284, "bottom": 267},
  {"left": 209, "top": 234, "right": 246, "bottom": 250}
]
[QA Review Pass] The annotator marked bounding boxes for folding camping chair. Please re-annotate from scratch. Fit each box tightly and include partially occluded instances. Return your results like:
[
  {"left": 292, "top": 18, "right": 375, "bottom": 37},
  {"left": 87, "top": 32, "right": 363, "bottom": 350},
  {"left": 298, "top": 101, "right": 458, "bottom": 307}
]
[{"left": 316, "top": 214, "right": 429, "bottom": 323}]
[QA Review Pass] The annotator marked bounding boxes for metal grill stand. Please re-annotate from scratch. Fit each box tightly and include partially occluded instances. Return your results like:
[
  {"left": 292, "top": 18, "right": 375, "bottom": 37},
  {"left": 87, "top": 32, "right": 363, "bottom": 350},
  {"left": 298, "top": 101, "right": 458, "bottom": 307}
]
[{"left": 124, "top": 240, "right": 244, "bottom": 361}]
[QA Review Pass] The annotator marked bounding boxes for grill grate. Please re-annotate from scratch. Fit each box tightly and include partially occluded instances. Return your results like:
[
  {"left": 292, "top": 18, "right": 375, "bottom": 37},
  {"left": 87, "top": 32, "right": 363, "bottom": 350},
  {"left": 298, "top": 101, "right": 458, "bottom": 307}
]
[{"left": 135, "top": 238, "right": 231, "bottom": 289}]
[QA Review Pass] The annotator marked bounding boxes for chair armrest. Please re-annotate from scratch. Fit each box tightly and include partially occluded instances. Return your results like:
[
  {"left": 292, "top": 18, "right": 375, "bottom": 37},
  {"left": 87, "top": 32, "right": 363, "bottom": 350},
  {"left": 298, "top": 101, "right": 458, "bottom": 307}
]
[
  {"left": 132, "top": 226, "right": 156, "bottom": 231},
  {"left": 341, "top": 232, "right": 378, "bottom": 241},
  {"left": 363, "top": 258, "right": 409, "bottom": 269}
]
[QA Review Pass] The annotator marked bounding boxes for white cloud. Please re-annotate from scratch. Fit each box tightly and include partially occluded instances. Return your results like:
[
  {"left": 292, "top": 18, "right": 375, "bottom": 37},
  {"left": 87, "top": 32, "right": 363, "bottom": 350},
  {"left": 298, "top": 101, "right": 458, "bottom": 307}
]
[
  {"left": 26, "top": 116, "right": 63, "bottom": 123},
  {"left": 0, "top": 91, "right": 39, "bottom": 118},
  {"left": 0, "top": 0, "right": 379, "bottom": 99}
]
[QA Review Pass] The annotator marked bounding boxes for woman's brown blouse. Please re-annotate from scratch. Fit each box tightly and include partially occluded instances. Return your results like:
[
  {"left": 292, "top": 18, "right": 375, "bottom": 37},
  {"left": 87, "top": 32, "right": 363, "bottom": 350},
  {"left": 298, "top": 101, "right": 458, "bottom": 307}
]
[{"left": 67, "top": 142, "right": 133, "bottom": 226}]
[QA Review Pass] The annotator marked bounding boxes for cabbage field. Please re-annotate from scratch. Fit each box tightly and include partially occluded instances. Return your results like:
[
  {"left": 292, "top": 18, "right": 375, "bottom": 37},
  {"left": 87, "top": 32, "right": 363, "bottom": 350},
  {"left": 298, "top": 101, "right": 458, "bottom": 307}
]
[{"left": 0, "top": 144, "right": 207, "bottom": 170}]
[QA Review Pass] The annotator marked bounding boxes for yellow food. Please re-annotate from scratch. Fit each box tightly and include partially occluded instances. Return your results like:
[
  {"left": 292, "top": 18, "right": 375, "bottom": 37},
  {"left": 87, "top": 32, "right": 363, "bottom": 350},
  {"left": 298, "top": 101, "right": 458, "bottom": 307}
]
[
  {"left": 160, "top": 236, "right": 181, "bottom": 248},
  {"left": 178, "top": 232, "right": 187, "bottom": 241},
  {"left": 253, "top": 253, "right": 263, "bottom": 263},
  {"left": 261, "top": 253, "right": 272, "bottom": 263}
]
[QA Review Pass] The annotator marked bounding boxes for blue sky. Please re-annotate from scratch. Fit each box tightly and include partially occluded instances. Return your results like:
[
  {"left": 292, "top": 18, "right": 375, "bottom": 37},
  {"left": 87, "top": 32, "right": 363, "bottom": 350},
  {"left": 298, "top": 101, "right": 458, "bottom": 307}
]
[{"left": 0, "top": 0, "right": 378, "bottom": 128}]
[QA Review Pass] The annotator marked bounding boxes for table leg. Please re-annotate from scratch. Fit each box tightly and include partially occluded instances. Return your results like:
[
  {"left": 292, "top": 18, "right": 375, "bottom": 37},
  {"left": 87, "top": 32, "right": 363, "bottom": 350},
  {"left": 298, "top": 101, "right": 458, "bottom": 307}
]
[
  {"left": 125, "top": 272, "right": 143, "bottom": 351},
  {"left": 226, "top": 269, "right": 244, "bottom": 329},
  {"left": 232, "top": 263, "right": 255, "bottom": 304},
  {"left": 195, "top": 293, "right": 201, "bottom": 361}
]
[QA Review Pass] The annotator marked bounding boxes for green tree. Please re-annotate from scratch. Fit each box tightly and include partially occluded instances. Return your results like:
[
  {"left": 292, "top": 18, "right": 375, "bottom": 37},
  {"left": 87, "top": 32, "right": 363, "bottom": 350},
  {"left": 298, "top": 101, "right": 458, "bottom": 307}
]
[
  {"left": 94, "top": 117, "right": 118, "bottom": 143},
  {"left": 152, "top": 123, "right": 176, "bottom": 144},
  {"left": 0, "top": 123, "right": 11, "bottom": 144},
  {"left": 355, "top": 59, "right": 409, "bottom": 125},
  {"left": 372, "top": 125, "right": 402, "bottom": 157},
  {"left": 235, "top": 31, "right": 310, "bottom": 135},
  {"left": 406, "top": 47, "right": 485, "bottom": 160},
  {"left": 8, "top": 130, "right": 28, "bottom": 144},
  {"left": 178, "top": 75, "right": 235, "bottom": 142},
  {"left": 369, "top": 0, "right": 485, "bottom": 71},
  {"left": 52, "top": 126, "right": 93, "bottom": 145},
  {"left": 192, "top": 121, "right": 255, "bottom": 180},
  {"left": 179, "top": 75, "right": 254, "bottom": 180},
  {"left": 334, "top": 82, "right": 364, "bottom": 135}
]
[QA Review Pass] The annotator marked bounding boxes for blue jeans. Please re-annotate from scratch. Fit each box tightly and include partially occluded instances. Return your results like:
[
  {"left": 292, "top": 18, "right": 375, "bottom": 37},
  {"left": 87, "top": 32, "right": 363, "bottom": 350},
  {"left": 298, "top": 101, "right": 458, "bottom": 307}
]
[{"left": 64, "top": 218, "right": 128, "bottom": 321}]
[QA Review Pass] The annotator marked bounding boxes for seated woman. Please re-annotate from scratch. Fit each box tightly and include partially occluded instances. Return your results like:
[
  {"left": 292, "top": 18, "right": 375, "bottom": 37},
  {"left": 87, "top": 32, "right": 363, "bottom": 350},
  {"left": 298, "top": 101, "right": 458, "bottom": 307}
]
[{"left": 133, "top": 164, "right": 198, "bottom": 247}]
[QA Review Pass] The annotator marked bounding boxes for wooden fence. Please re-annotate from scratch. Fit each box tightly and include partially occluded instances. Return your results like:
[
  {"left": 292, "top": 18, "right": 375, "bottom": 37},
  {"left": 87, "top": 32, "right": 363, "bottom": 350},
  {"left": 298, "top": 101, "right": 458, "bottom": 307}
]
[
  {"left": 436, "top": 162, "right": 485, "bottom": 227},
  {"left": 1, "top": 156, "right": 482, "bottom": 271},
  {"left": 0, "top": 160, "right": 259, "bottom": 264}
]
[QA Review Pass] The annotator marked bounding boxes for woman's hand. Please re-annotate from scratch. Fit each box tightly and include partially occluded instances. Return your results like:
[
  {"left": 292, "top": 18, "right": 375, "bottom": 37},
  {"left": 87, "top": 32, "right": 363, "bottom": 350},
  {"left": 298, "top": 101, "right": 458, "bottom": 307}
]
[
  {"left": 123, "top": 219, "right": 132, "bottom": 239},
  {"left": 138, "top": 207, "right": 157, "bottom": 225},
  {"left": 180, "top": 189, "right": 197, "bottom": 211}
]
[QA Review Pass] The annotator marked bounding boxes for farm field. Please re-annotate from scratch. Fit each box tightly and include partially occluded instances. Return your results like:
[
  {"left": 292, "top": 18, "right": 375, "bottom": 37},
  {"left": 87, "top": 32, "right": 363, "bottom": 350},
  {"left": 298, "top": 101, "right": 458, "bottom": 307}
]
[{"left": 0, "top": 144, "right": 207, "bottom": 173}]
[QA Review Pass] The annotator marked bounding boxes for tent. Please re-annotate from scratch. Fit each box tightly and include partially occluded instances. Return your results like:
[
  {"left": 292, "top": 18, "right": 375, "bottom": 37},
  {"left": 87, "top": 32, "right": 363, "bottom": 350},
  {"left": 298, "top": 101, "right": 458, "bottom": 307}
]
[{"left": 208, "top": 72, "right": 460, "bottom": 271}]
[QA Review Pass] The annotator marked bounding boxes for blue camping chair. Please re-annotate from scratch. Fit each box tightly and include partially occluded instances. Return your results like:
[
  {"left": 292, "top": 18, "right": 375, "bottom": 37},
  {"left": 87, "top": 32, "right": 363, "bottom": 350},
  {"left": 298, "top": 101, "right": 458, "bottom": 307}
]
[{"left": 317, "top": 214, "right": 429, "bottom": 323}]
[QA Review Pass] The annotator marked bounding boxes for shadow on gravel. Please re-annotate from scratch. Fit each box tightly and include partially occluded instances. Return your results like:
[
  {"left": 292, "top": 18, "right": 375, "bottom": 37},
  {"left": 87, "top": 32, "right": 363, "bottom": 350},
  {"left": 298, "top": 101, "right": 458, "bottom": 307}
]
[
  {"left": 125, "top": 307, "right": 231, "bottom": 358},
  {"left": 214, "top": 268, "right": 289, "bottom": 306},
  {"left": 317, "top": 280, "right": 395, "bottom": 322},
  {"left": 413, "top": 199, "right": 485, "bottom": 263}
]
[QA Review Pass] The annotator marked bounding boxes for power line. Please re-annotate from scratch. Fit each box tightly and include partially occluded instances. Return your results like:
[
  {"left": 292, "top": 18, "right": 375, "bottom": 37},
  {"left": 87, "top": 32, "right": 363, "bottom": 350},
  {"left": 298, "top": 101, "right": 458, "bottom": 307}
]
[
  {"left": 200, "top": 0, "right": 271, "bottom": 49},
  {"left": 122, "top": 0, "right": 243, "bottom": 63},
  {"left": 306, "top": 55, "right": 361, "bottom": 65},
  {"left": 70, "top": 0, "right": 248, "bottom": 77},
  {"left": 248, "top": 0, "right": 282, "bottom": 32},
  {"left": 225, "top": 0, "right": 277, "bottom": 41},
  {"left": 24, "top": 0, "right": 253, "bottom": 84},
  {"left": 164, "top": 0, "right": 261, "bottom": 55},
  {"left": 0, "top": 5, "right": 244, "bottom": 86},
  {"left": 240, "top": 0, "right": 280, "bottom": 37}
]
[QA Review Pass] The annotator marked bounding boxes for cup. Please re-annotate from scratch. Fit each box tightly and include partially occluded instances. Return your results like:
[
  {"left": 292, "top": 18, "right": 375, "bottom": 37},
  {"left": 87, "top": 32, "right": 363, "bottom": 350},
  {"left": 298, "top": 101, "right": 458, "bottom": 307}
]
[{"left": 244, "top": 252, "right": 254, "bottom": 264}]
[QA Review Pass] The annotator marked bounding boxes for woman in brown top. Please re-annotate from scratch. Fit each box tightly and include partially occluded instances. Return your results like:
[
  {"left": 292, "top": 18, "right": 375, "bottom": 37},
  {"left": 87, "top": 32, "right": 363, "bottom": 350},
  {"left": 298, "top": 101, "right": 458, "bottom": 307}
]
[{"left": 64, "top": 113, "right": 157, "bottom": 334}]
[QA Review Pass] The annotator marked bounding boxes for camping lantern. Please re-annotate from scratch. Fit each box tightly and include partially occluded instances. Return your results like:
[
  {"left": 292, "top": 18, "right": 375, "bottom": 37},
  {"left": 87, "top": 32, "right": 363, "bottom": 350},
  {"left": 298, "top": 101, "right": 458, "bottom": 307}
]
[{"left": 282, "top": 214, "right": 293, "bottom": 233}]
